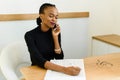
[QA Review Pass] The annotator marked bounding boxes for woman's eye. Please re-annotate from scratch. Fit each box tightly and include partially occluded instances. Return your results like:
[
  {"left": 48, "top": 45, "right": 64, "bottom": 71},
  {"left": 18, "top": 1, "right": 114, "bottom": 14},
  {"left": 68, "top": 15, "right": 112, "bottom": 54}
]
[
  {"left": 49, "top": 15, "right": 58, "bottom": 19},
  {"left": 55, "top": 16, "right": 58, "bottom": 19},
  {"left": 49, "top": 15, "right": 54, "bottom": 18}
]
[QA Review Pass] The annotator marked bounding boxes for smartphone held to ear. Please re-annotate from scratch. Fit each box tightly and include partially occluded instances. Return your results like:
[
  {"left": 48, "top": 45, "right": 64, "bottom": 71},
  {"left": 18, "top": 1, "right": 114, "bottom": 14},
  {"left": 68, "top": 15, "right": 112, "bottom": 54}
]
[
  {"left": 52, "top": 24, "right": 60, "bottom": 32},
  {"left": 53, "top": 24, "right": 57, "bottom": 31},
  {"left": 53, "top": 24, "right": 57, "bottom": 29}
]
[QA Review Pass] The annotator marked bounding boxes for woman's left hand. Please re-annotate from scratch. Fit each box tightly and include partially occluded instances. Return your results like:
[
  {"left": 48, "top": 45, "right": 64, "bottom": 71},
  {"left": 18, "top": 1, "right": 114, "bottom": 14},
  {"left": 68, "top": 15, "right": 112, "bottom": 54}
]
[
  {"left": 52, "top": 24, "right": 61, "bottom": 54},
  {"left": 52, "top": 24, "right": 60, "bottom": 37}
]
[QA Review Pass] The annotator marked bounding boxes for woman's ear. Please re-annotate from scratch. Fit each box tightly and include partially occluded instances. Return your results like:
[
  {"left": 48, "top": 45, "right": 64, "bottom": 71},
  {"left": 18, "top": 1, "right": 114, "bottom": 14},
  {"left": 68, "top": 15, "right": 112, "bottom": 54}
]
[{"left": 39, "top": 14, "right": 43, "bottom": 19}]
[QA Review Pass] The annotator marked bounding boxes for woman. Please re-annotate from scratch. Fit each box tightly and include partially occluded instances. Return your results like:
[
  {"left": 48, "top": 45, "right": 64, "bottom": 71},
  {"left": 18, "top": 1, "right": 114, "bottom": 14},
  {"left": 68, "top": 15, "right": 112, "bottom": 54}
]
[{"left": 24, "top": 3, "right": 80, "bottom": 76}]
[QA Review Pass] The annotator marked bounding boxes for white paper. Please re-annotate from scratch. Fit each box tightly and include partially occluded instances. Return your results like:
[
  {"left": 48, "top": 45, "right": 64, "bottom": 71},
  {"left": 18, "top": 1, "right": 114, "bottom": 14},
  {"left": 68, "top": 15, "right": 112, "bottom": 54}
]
[{"left": 44, "top": 59, "right": 86, "bottom": 80}]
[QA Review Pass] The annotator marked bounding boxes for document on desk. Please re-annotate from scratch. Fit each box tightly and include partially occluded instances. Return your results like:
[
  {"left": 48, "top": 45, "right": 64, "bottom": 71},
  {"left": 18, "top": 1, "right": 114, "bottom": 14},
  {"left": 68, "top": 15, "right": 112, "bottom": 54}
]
[{"left": 44, "top": 59, "right": 86, "bottom": 80}]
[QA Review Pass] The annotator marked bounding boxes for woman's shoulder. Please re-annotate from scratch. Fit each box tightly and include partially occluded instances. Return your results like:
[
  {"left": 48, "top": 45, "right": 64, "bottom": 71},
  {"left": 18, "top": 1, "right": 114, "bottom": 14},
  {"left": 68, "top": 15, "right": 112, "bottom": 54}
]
[
  {"left": 25, "top": 26, "right": 39, "bottom": 37},
  {"left": 26, "top": 26, "right": 40, "bottom": 34}
]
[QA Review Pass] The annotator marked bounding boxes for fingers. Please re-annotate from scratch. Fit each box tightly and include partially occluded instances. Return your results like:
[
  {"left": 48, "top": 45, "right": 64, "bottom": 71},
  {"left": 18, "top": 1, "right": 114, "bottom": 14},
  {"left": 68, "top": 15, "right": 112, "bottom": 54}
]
[
  {"left": 74, "top": 66, "right": 81, "bottom": 71},
  {"left": 53, "top": 24, "right": 60, "bottom": 31},
  {"left": 64, "top": 66, "right": 81, "bottom": 76},
  {"left": 53, "top": 26, "right": 60, "bottom": 32},
  {"left": 71, "top": 67, "right": 81, "bottom": 76},
  {"left": 52, "top": 25, "right": 60, "bottom": 36}
]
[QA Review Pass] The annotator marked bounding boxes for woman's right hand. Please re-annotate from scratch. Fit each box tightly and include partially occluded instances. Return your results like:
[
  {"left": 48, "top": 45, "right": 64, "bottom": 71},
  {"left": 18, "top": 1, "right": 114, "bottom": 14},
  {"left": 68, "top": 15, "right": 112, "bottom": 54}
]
[{"left": 63, "top": 66, "right": 81, "bottom": 76}]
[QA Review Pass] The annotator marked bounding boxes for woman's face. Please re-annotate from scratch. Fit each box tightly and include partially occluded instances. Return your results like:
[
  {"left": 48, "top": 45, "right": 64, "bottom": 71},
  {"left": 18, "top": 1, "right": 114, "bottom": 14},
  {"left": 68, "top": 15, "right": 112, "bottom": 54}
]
[{"left": 40, "top": 7, "right": 58, "bottom": 29}]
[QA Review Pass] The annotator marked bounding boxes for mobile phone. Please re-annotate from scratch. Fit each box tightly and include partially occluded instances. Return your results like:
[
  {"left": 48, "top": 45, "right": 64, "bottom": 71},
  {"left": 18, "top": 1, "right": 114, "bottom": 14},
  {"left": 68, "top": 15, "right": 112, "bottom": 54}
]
[{"left": 53, "top": 24, "right": 57, "bottom": 29}]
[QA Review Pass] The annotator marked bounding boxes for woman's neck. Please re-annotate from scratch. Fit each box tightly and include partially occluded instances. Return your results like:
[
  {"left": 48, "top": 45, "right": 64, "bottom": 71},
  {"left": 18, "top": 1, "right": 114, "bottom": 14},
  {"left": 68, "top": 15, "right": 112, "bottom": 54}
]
[{"left": 41, "top": 23, "right": 50, "bottom": 32}]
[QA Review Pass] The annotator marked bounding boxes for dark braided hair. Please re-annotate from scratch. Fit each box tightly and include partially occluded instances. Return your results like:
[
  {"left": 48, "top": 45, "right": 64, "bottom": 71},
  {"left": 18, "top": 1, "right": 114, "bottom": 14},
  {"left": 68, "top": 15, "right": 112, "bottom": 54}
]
[{"left": 36, "top": 3, "right": 56, "bottom": 25}]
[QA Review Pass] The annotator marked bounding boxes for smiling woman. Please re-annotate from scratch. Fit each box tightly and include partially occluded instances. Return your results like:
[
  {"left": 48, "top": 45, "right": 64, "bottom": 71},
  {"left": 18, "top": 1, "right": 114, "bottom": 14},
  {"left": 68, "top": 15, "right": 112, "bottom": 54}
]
[{"left": 24, "top": 3, "right": 81, "bottom": 76}]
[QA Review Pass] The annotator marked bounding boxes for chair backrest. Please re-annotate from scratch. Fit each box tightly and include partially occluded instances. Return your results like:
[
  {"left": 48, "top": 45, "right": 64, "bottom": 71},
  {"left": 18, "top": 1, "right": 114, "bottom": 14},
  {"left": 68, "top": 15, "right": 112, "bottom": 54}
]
[{"left": 0, "top": 41, "right": 31, "bottom": 80}]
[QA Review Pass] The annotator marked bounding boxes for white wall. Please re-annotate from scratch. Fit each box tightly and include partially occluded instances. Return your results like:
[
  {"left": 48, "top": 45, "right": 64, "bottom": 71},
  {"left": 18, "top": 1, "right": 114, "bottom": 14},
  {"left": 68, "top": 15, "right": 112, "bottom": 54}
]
[
  {"left": 87, "top": 0, "right": 120, "bottom": 36},
  {"left": 59, "top": 18, "right": 89, "bottom": 59},
  {"left": 111, "top": 1, "right": 120, "bottom": 34},
  {"left": 0, "top": 0, "right": 89, "bottom": 14},
  {"left": 87, "top": 0, "right": 120, "bottom": 54},
  {"left": 88, "top": 0, "right": 116, "bottom": 36}
]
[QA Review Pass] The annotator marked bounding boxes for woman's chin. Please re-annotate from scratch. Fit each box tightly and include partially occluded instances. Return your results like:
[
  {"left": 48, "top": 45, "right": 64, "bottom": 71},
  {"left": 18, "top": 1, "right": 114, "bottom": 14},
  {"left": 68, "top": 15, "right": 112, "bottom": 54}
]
[{"left": 50, "top": 26, "right": 54, "bottom": 28}]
